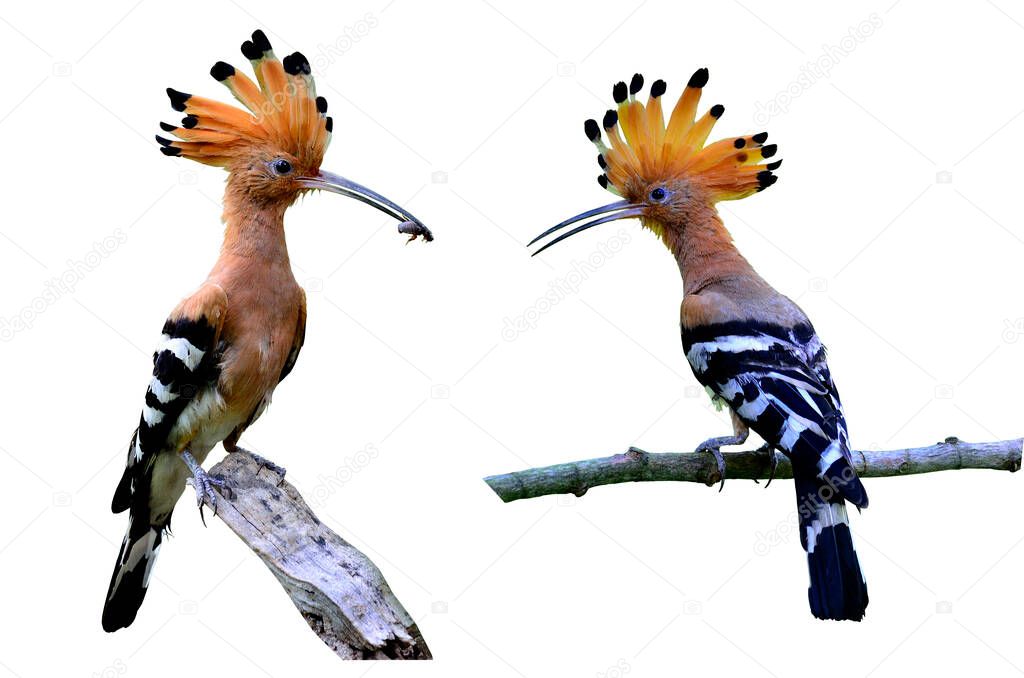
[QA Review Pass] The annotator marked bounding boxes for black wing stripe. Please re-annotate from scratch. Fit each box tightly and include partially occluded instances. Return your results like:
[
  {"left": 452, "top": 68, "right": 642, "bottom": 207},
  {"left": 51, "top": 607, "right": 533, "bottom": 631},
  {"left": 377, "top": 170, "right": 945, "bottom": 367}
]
[
  {"left": 160, "top": 316, "right": 217, "bottom": 348},
  {"left": 112, "top": 316, "right": 223, "bottom": 513}
]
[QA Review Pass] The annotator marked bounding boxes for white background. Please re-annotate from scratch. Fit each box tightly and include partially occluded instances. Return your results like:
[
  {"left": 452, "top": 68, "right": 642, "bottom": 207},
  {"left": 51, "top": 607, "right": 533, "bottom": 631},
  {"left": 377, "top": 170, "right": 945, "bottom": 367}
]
[{"left": 1, "top": 0, "right": 1022, "bottom": 675}]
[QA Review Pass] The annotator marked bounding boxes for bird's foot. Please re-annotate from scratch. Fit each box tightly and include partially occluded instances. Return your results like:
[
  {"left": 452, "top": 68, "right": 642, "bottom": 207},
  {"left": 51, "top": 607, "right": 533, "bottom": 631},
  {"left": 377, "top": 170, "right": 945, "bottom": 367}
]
[
  {"left": 695, "top": 436, "right": 736, "bottom": 492},
  {"left": 231, "top": 447, "right": 287, "bottom": 483},
  {"left": 181, "top": 451, "right": 232, "bottom": 526}
]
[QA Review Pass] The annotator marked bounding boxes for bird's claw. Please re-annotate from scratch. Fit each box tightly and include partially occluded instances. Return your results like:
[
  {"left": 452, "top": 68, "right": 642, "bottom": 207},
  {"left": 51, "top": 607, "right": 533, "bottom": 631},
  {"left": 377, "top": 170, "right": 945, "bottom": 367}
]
[
  {"left": 186, "top": 471, "right": 232, "bottom": 526},
  {"left": 695, "top": 443, "right": 728, "bottom": 492},
  {"left": 181, "top": 451, "right": 233, "bottom": 526},
  {"left": 755, "top": 443, "right": 778, "bottom": 488}
]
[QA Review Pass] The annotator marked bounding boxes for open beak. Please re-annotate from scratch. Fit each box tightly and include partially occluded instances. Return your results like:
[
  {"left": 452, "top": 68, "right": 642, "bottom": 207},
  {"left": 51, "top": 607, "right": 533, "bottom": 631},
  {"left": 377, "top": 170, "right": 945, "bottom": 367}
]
[
  {"left": 300, "top": 170, "right": 433, "bottom": 242},
  {"left": 528, "top": 200, "right": 643, "bottom": 256}
]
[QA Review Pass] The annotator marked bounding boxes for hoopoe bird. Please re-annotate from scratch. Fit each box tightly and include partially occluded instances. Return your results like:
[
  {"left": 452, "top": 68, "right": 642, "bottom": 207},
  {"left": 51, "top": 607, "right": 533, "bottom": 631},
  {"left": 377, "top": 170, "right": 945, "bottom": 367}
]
[
  {"left": 530, "top": 70, "right": 869, "bottom": 621},
  {"left": 102, "top": 29, "right": 431, "bottom": 632}
]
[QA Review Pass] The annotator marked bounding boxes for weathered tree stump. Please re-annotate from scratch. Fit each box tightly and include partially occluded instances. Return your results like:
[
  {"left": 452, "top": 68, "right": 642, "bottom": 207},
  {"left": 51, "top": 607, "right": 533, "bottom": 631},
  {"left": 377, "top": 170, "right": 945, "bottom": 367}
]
[{"left": 207, "top": 451, "right": 431, "bottom": 660}]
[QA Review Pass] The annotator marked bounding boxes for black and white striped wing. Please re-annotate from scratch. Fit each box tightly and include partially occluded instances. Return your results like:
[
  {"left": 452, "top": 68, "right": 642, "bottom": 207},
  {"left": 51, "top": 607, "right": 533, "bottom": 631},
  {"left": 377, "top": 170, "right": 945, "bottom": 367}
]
[
  {"left": 806, "top": 340, "right": 852, "bottom": 453},
  {"left": 110, "top": 315, "right": 222, "bottom": 514},
  {"left": 103, "top": 312, "right": 224, "bottom": 631},
  {"left": 682, "top": 320, "right": 866, "bottom": 508}
]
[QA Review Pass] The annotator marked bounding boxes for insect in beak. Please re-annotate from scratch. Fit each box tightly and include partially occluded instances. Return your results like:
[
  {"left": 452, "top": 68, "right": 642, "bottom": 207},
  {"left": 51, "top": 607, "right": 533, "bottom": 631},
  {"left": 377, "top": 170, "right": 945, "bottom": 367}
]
[{"left": 299, "top": 170, "right": 433, "bottom": 242}]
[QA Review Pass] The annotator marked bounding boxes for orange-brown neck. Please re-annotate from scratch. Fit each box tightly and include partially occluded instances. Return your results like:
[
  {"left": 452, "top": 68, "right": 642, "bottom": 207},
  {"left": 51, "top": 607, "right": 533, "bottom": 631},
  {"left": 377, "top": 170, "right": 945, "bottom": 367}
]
[
  {"left": 648, "top": 201, "right": 760, "bottom": 295},
  {"left": 206, "top": 177, "right": 302, "bottom": 345},
  {"left": 218, "top": 177, "right": 293, "bottom": 265}
]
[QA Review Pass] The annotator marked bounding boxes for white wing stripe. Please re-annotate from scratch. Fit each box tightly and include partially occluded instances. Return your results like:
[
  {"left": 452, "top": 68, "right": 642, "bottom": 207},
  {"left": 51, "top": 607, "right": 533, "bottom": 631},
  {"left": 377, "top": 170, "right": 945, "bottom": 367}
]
[
  {"left": 687, "top": 335, "right": 781, "bottom": 372},
  {"left": 157, "top": 335, "right": 205, "bottom": 371},
  {"left": 149, "top": 378, "right": 177, "bottom": 404},
  {"left": 817, "top": 441, "right": 844, "bottom": 476},
  {"left": 797, "top": 387, "right": 823, "bottom": 416},
  {"left": 142, "top": 405, "right": 164, "bottom": 427},
  {"left": 779, "top": 416, "right": 806, "bottom": 449},
  {"left": 764, "top": 393, "right": 827, "bottom": 440},
  {"left": 737, "top": 394, "right": 770, "bottom": 420}
]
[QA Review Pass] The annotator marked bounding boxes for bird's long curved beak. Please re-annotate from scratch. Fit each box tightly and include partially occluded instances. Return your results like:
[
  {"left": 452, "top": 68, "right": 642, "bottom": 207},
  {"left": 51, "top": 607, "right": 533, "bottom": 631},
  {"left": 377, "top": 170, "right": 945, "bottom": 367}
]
[
  {"left": 529, "top": 200, "right": 643, "bottom": 256},
  {"left": 300, "top": 169, "right": 433, "bottom": 242}
]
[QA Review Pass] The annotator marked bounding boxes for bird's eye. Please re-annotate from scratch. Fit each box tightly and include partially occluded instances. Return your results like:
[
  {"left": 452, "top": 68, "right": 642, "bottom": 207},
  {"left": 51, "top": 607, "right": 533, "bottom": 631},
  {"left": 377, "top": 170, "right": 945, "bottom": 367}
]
[
  {"left": 273, "top": 159, "right": 292, "bottom": 175},
  {"left": 650, "top": 187, "right": 667, "bottom": 202}
]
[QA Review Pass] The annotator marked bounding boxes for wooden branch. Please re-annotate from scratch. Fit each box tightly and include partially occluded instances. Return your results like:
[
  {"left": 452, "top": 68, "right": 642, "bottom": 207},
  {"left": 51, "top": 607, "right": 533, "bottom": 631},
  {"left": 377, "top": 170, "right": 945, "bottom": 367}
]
[
  {"left": 483, "top": 436, "right": 1022, "bottom": 503},
  {"left": 206, "top": 451, "right": 431, "bottom": 660}
]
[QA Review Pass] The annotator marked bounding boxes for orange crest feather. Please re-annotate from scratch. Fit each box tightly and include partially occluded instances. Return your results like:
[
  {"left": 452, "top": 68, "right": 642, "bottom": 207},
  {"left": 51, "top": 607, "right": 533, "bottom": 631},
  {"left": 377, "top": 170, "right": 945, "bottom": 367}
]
[
  {"left": 156, "top": 30, "right": 332, "bottom": 170},
  {"left": 586, "top": 70, "right": 780, "bottom": 202}
]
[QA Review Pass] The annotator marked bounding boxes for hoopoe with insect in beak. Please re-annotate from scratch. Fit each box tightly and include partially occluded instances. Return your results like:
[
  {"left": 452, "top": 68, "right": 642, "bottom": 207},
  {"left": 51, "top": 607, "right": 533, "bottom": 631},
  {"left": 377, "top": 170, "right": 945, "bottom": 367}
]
[
  {"left": 530, "top": 70, "right": 869, "bottom": 621},
  {"left": 102, "top": 29, "right": 432, "bottom": 633}
]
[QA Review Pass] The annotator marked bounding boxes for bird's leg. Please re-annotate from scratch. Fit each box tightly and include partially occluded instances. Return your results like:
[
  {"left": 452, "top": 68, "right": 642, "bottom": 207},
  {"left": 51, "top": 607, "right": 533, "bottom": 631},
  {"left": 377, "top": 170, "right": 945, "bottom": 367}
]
[
  {"left": 694, "top": 412, "right": 749, "bottom": 492},
  {"left": 181, "top": 450, "right": 232, "bottom": 525},
  {"left": 751, "top": 443, "right": 779, "bottom": 488}
]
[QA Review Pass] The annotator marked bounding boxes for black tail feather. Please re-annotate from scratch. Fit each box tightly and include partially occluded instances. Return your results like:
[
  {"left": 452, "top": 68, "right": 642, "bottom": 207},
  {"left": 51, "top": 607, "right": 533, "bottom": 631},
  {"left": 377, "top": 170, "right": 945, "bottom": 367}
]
[
  {"left": 806, "top": 520, "right": 868, "bottom": 620},
  {"left": 796, "top": 475, "right": 868, "bottom": 621},
  {"left": 102, "top": 522, "right": 162, "bottom": 632}
]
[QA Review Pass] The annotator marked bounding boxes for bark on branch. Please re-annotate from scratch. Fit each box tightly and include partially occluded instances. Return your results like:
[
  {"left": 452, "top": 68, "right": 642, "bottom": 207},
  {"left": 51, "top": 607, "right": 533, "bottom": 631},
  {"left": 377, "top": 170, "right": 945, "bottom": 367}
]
[
  {"left": 206, "top": 451, "right": 431, "bottom": 660},
  {"left": 483, "top": 436, "right": 1022, "bottom": 503}
]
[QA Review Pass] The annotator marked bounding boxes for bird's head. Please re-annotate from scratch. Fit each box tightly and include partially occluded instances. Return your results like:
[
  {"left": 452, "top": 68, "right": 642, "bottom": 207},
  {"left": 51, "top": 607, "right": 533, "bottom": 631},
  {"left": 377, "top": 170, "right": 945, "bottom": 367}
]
[
  {"left": 530, "top": 69, "right": 778, "bottom": 255},
  {"left": 157, "top": 30, "right": 431, "bottom": 242}
]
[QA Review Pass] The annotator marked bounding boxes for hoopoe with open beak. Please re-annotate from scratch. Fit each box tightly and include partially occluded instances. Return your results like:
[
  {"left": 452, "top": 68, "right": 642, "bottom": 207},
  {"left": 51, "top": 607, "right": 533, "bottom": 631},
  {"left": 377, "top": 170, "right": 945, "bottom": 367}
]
[
  {"left": 102, "top": 29, "right": 432, "bottom": 633},
  {"left": 530, "top": 70, "right": 869, "bottom": 621}
]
